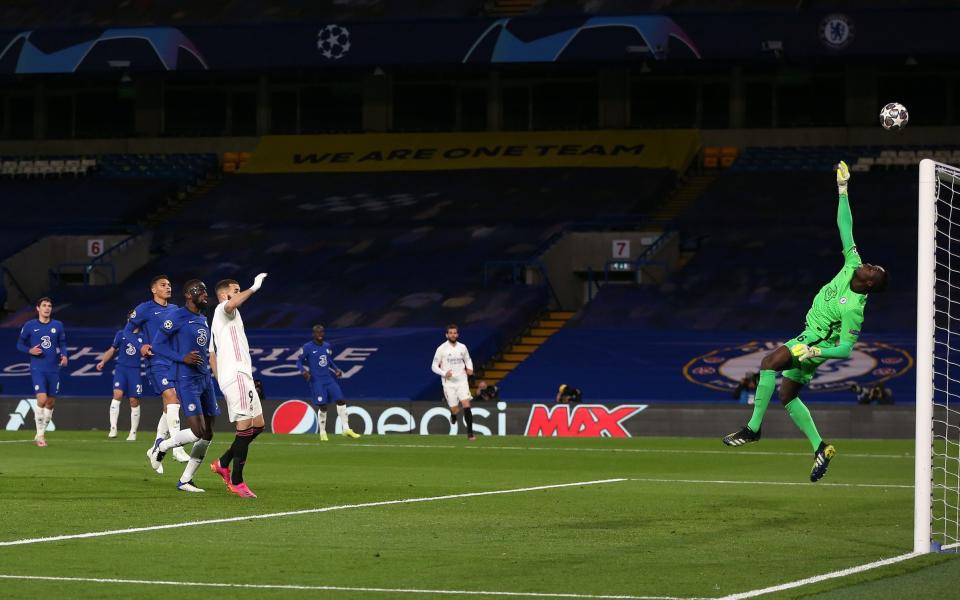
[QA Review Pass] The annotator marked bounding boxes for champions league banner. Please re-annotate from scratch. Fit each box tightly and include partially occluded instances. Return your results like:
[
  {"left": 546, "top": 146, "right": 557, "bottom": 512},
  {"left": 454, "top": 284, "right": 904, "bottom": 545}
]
[
  {"left": 0, "top": 10, "right": 957, "bottom": 74},
  {"left": 0, "top": 327, "right": 499, "bottom": 402}
]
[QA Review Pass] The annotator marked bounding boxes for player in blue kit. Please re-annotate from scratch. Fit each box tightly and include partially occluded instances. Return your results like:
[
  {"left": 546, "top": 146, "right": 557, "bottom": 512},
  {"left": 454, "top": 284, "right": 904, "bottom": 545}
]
[
  {"left": 96, "top": 310, "right": 143, "bottom": 441},
  {"left": 147, "top": 279, "right": 220, "bottom": 492},
  {"left": 126, "top": 275, "right": 191, "bottom": 463},
  {"left": 296, "top": 324, "right": 360, "bottom": 441},
  {"left": 16, "top": 297, "right": 67, "bottom": 447}
]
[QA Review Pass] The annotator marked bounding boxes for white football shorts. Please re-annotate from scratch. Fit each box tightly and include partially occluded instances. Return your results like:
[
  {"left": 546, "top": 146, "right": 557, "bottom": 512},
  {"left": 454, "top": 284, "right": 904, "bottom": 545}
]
[
  {"left": 442, "top": 378, "right": 472, "bottom": 407},
  {"left": 220, "top": 372, "right": 263, "bottom": 422}
]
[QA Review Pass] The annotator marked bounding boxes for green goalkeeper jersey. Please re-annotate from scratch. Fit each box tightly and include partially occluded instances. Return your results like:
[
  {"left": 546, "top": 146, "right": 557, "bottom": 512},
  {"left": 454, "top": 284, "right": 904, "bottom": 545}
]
[{"left": 804, "top": 245, "right": 866, "bottom": 349}]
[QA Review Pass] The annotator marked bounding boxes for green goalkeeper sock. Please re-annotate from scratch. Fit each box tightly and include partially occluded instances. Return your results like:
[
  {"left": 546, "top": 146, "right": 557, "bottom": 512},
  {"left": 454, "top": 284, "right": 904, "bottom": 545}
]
[
  {"left": 746, "top": 370, "right": 776, "bottom": 433},
  {"left": 785, "top": 398, "right": 823, "bottom": 452}
]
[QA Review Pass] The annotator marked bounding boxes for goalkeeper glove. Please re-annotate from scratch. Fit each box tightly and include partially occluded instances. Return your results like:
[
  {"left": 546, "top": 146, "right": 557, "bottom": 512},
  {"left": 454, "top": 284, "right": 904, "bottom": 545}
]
[
  {"left": 251, "top": 272, "right": 268, "bottom": 292},
  {"left": 790, "top": 344, "right": 822, "bottom": 362},
  {"left": 836, "top": 160, "right": 850, "bottom": 194}
]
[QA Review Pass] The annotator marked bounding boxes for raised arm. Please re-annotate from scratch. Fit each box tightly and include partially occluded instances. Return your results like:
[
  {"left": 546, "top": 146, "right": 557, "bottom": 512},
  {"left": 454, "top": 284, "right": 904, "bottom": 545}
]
[
  {"left": 224, "top": 273, "right": 268, "bottom": 315},
  {"left": 836, "top": 161, "right": 855, "bottom": 253}
]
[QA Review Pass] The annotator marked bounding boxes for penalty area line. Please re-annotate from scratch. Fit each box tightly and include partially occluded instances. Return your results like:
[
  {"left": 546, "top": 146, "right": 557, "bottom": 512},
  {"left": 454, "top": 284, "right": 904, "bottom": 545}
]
[
  {"left": 0, "top": 478, "right": 627, "bottom": 548},
  {"left": 0, "top": 574, "right": 687, "bottom": 600},
  {"left": 718, "top": 551, "right": 920, "bottom": 599}
]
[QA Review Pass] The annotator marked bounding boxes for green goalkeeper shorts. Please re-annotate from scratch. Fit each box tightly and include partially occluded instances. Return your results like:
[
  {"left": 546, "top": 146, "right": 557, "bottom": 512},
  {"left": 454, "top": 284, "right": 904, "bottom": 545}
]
[{"left": 781, "top": 328, "right": 831, "bottom": 386}]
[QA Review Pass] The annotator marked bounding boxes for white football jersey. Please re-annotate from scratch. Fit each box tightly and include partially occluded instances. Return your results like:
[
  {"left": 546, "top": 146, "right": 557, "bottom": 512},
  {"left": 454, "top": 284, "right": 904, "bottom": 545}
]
[
  {"left": 432, "top": 341, "right": 473, "bottom": 383},
  {"left": 210, "top": 301, "right": 253, "bottom": 378}
]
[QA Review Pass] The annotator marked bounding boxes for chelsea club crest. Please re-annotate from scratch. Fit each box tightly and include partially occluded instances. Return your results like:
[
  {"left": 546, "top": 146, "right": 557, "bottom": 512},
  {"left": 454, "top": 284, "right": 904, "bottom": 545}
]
[{"left": 684, "top": 339, "right": 912, "bottom": 393}]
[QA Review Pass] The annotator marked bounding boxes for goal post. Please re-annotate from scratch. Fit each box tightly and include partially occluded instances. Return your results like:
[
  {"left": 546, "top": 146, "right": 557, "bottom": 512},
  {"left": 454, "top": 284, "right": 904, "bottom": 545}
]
[
  {"left": 916, "top": 158, "right": 960, "bottom": 553},
  {"left": 915, "top": 159, "right": 935, "bottom": 553}
]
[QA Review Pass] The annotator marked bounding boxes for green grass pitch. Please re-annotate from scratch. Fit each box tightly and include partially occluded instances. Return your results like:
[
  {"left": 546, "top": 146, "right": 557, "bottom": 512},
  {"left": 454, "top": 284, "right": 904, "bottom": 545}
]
[{"left": 0, "top": 431, "right": 957, "bottom": 599}]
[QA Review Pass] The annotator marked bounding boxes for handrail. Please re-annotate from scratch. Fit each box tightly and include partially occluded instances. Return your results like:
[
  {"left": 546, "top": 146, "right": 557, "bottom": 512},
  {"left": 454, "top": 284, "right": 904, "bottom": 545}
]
[
  {"left": 483, "top": 259, "right": 562, "bottom": 309},
  {"left": 1, "top": 266, "right": 32, "bottom": 306},
  {"left": 90, "top": 231, "right": 141, "bottom": 266},
  {"left": 50, "top": 262, "right": 117, "bottom": 287}
]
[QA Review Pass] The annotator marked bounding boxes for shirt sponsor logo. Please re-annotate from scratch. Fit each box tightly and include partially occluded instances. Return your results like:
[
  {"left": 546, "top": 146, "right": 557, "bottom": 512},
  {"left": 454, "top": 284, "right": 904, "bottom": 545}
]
[
  {"left": 163, "top": 320, "right": 173, "bottom": 330},
  {"left": 684, "top": 340, "right": 913, "bottom": 393},
  {"left": 40, "top": 336, "right": 52, "bottom": 349}
]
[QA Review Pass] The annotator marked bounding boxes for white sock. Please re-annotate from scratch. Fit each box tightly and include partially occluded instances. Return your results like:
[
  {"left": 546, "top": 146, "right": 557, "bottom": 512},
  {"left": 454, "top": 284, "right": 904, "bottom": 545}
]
[
  {"left": 156, "top": 413, "right": 169, "bottom": 438},
  {"left": 109, "top": 399, "right": 121, "bottom": 430},
  {"left": 318, "top": 409, "right": 328, "bottom": 433},
  {"left": 34, "top": 406, "right": 45, "bottom": 436},
  {"left": 180, "top": 439, "right": 210, "bottom": 484},
  {"left": 165, "top": 404, "right": 182, "bottom": 438},
  {"left": 336, "top": 404, "right": 349, "bottom": 430},
  {"left": 158, "top": 428, "right": 199, "bottom": 452},
  {"left": 130, "top": 406, "right": 141, "bottom": 433},
  {"left": 42, "top": 407, "right": 53, "bottom": 431}
]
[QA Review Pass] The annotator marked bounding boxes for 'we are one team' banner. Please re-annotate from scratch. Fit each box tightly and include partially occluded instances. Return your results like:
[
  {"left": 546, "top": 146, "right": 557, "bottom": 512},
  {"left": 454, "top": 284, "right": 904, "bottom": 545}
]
[{"left": 242, "top": 130, "right": 701, "bottom": 173}]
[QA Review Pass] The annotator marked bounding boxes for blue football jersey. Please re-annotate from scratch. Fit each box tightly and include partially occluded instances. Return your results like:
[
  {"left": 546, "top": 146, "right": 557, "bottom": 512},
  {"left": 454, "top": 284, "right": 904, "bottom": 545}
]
[
  {"left": 17, "top": 319, "right": 67, "bottom": 373},
  {"left": 151, "top": 307, "right": 211, "bottom": 378},
  {"left": 296, "top": 340, "right": 340, "bottom": 383},
  {"left": 111, "top": 329, "right": 144, "bottom": 369},
  {"left": 126, "top": 300, "right": 178, "bottom": 369}
]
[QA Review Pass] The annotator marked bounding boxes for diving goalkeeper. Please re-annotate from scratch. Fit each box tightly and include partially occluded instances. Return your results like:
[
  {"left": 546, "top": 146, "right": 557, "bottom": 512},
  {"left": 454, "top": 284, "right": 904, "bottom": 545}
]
[{"left": 722, "top": 161, "right": 888, "bottom": 482}]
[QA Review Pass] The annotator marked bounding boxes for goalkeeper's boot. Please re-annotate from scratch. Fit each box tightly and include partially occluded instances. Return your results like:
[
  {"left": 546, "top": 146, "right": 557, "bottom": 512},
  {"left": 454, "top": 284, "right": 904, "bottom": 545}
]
[
  {"left": 343, "top": 428, "right": 361, "bottom": 439},
  {"left": 836, "top": 160, "right": 850, "bottom": 194},
  {"left": 176, "top": 480, "right": 205, "bottom": 493},
  {"left": 210, "top": 460, "right": 231, "bottom": 486},
  {"left": 319, "top": 430, "right": 329, "bottom": 442},
  {"left": 722, "top": 425, "right": 761, "bottom": 447},
  {"left": 810, "top": 442, "right": 836, "bottom": 483}
]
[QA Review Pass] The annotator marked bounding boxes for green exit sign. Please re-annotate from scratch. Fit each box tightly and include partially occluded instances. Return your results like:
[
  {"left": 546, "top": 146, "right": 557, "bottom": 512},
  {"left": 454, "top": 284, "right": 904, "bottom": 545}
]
[{"left": 609, "top": 261, "right": 633, "bottom": 272}]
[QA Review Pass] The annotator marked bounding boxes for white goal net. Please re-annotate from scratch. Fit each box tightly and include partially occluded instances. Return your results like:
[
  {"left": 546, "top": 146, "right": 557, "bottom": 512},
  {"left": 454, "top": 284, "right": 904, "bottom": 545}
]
[{"left": 917, "top": 158, "right": 960, "bottom": 553}]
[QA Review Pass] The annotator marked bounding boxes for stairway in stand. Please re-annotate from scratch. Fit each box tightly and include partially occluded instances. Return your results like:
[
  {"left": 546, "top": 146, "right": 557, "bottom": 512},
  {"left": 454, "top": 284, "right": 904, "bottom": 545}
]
[
  {"left": 141, "top": 174, "right": 222, "bottom": 228},
  {"left": 652, "top": 173, "right": 716, "bottom": 223},
  {"left": 473, "top": 310, "right": 575, "bottom": 393}
]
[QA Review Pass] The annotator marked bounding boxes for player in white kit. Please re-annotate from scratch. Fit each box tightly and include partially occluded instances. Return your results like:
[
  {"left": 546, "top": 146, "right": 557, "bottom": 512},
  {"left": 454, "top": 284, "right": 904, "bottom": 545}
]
[
  {"left": 207, "top": 274, "right": 267, "bottom": 498},
  {"left": 431, "top": 324, "right": 476, "bottom": 440}
]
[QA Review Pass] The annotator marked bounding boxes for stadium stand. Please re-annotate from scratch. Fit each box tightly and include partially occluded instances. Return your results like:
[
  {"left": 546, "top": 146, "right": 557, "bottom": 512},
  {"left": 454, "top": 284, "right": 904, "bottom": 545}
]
[
  {"left": 50, "top": 168, "right": 676, "bottom": 337},
  {"left": 728, "top": 146, "right": 960, "bottom": 173},
  {"left": 494, "top": 165, "right": 917, "bottom": 401}
]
